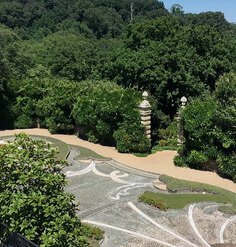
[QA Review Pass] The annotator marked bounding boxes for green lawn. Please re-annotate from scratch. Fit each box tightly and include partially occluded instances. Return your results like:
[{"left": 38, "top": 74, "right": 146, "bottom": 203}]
[
  {"left": 151, "top": 145, "right": 178, "bottom": 153},
  {"left": 139, "top": 175, "right": 236, "bottom": 214},
  {"left": 0, "top": 135, "right": 70, "bottom": 160},
  {"left": 133, "top": 145, "right": 177, "bottom": 157},
  {"left": 139, "top": 191, "right": 228, "bottom": 210},
  {"left": 70, "top": 145, "right": 108, "bottom": 160},
  {"left": 133, "top": 152, "right": 149, "bottom": 157},
  {"left": 0, "top": 134, "right": 108, "bottom": 160},
  {"left": 32, "top": 135, "right": 70, "bottom": 160}
]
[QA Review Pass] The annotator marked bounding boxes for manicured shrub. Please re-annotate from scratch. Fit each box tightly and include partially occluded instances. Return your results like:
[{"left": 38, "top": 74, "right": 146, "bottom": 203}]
[
  {"left": 158, "top": 120, "right": 178, "bottom": 147},
  {"left": 14, "top": 114, "right": 34, "bottom": 128},
  {"left": 186, "top": 150, "right": 208, "bottom": 168},
  {"left": 114, "top": 121, "right": 151, "bottom": 153},
  {"left": 174, "top": 155, "right": 186, "bottom": 167},
  {"left": 217, "top": 154, "right": 236, "bottom": 182},
  {"left": 139, "top": 193, "right": 167, "bottom": 211}
]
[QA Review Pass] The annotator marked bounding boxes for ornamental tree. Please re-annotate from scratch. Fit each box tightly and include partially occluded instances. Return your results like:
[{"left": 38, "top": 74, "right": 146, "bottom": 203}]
[{"left": 0, "top": 134, "right": 88, "bottom": 246}]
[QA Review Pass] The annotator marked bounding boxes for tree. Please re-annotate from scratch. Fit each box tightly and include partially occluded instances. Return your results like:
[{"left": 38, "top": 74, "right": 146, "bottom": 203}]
[
  {"left": 37, "top": 79, "right": 78, "bottom": 133},
  {"left": 0, "top": 1, "right": 25, "bottom": 29},
  {"left": 102, "top": 15, "right": 231, "bottom": 121},
  {"left": 182, "top": 96, "right": 217, "bottom": 155},
  {"left": 12, "top": 65, "right": 52, "bottom": 129},
  {"left": 185, "top": 11, "right": 230, "bottom": 32},
  {"left": 170, "top": 4, "right": 184, "bottom": 17},
  {"left": 215, "top": 72, "right": 236, "bottom": 105},
  {"left": 28, "top": 32, "right": 96, "bottom": 81},
  {"left": 85, "top": 6, "right": 124, "bottom": 38},
  {"left": 0, "top": 24, "right": 30, "bottom": 129},
  {"left": 12, "top": 65, "right": 78, "bottom": 133},
  {"left": 72, "top": 80, "right": 151, "bottom": 152},
  {"left": 213, "top": 73, "right": 236, "bottom": 180},
  {"left": 72, "top": 80, "right": 139, "bottom": 143},
  {"left": 179, "top": 73, "right": 236, "bottom": 181},
  {"left": 90, "top": 0, "right": 168, "bottom": 22},
  {"left": 0, "top": 134, "right": 89, "bottom": 246}
]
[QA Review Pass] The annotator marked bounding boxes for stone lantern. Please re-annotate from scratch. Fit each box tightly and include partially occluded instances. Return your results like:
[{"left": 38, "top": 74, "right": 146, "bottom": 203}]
[
  {"left": 177, "top": 96, "right": 187, "bottom": 146},
  {"left": 138, "top": 91, "right": 151, "bottom": 139}
]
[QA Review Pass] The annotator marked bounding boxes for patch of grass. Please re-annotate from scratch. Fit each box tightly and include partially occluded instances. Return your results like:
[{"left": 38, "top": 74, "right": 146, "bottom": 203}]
[
  {"left": 139, "top": 193, "right": 167, "bottom": 210},
  {"left": 70, "top": 145, "right": 108, "bottom": 160},
  {"left": 82, "top": 223, "right": 104, "bottom": 247},
  {"left": 133, "top": 152, "right": 149, "bottom": 157},
  {"left": 0, "top": 134, "right": 109, "bottom": 160},
  {"left": 133, "top": 145, "right": 177, "bottom": 157},
  {"left": 158, "top": 175, "right": 236, "bottom": 214},
  {"left": 151, "top": 145, "right": 177, "bottom": 154},
  {"left": 0, "top": 135, "right": 70, "bottom": 160},
  {"left": 31, "top": 135, "right": 70, "bottom": 160},
  {"left": 139, "top": 191, "right": 228, "bottom": 210},
  {"left": 219, "top": 204, "right": 236, "bottom": 215}
]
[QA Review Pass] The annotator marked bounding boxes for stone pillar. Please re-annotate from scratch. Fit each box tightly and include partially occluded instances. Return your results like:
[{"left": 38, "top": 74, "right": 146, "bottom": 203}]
[
  {"left": 138, "top": 91, "right": 151, "bottom": 139},
  {"left": 177, "top": 96, "right": 187, "bottom": 146}
]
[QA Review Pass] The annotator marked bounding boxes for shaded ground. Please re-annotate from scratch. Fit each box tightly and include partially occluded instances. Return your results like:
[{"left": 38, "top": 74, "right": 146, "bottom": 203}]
[{"left": 64, "top": 149, "right": 236, "bottom": 247}]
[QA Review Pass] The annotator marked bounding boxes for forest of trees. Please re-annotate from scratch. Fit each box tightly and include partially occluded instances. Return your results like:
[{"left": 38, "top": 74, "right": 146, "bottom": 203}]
[{"left": 0, "top": 0, "right": 235, "bottom": 177}]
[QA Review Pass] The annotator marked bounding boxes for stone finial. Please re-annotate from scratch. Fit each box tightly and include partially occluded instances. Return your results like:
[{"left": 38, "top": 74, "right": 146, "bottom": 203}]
[
  {"left": 180, "top": 96, "right": 187, "bottom": 107},
  {"left": 139, "top": 91, "right": 151, "bottom": 109},
  {"left": 139, "top": 99, "right": 151, "bottom": 108},
  {"left": 142, "top": 91, "right": 148, "bottom": 99}
]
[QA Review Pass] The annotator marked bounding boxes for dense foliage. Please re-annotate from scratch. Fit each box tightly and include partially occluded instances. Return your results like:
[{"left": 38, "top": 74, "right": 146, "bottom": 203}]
[
  {"left": 177, "top": 73, "right": 236, "bottom": 181},
  {"left": 72, "top": 80, "right": 151, "bottom": 152},
  {"left": 0, "top": 0, "right": 235, "bottom": 168},
  {"left": 0, "top": 134, "right": 90, "bottom": 246}
]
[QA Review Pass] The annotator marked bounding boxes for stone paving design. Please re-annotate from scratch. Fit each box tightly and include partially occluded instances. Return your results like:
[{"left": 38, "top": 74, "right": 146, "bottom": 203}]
[{"left": 64, "top": 149, "right": 236, "bottom": 247}]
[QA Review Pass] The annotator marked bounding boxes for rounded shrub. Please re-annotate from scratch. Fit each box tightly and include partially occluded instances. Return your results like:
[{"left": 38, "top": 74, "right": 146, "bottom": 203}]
[
  {"left": 174, "top": 155, "right": 187, "bottom": 167},
  {"left": 14, "top": 115, "right": 34, "bottom": 129},
  {"left": 114, "top": 121, "right": 151, "bottom": 153},
  {"left": 186, "top": 150, "right": 208, "bottom": 168},
  {"left": 217, "top": 154, "right": 236, "bottom": 182}
]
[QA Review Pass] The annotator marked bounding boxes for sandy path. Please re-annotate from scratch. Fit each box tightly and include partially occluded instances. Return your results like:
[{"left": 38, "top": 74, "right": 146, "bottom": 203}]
[{"left": 1, "top": 128, "right": 236, "bottom": 193}]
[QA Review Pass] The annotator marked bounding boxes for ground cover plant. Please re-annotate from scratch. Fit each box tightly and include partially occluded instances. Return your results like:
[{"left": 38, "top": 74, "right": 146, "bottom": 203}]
[
  {"left": 0, "top": 134, "right": 103, "bottom": 246},
  {"left": 139, "top": 175, "right": 236, "bottom": 214}
]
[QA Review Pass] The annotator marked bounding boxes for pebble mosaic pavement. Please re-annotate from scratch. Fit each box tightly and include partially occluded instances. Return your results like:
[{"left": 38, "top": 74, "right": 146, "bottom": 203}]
[{"left": 64, "top": 148, "right": 236, "bottom": 247}]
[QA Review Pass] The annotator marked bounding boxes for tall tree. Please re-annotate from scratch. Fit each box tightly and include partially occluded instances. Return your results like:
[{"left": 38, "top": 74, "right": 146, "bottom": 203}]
[{"left": 0, "top": 24, "right": 30, "bottom": 129}]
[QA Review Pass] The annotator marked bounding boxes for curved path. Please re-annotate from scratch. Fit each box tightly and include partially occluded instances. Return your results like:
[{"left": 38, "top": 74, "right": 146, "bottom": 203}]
[{"left": 1, "top": 128, "right": 236, "bottom": 193}]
